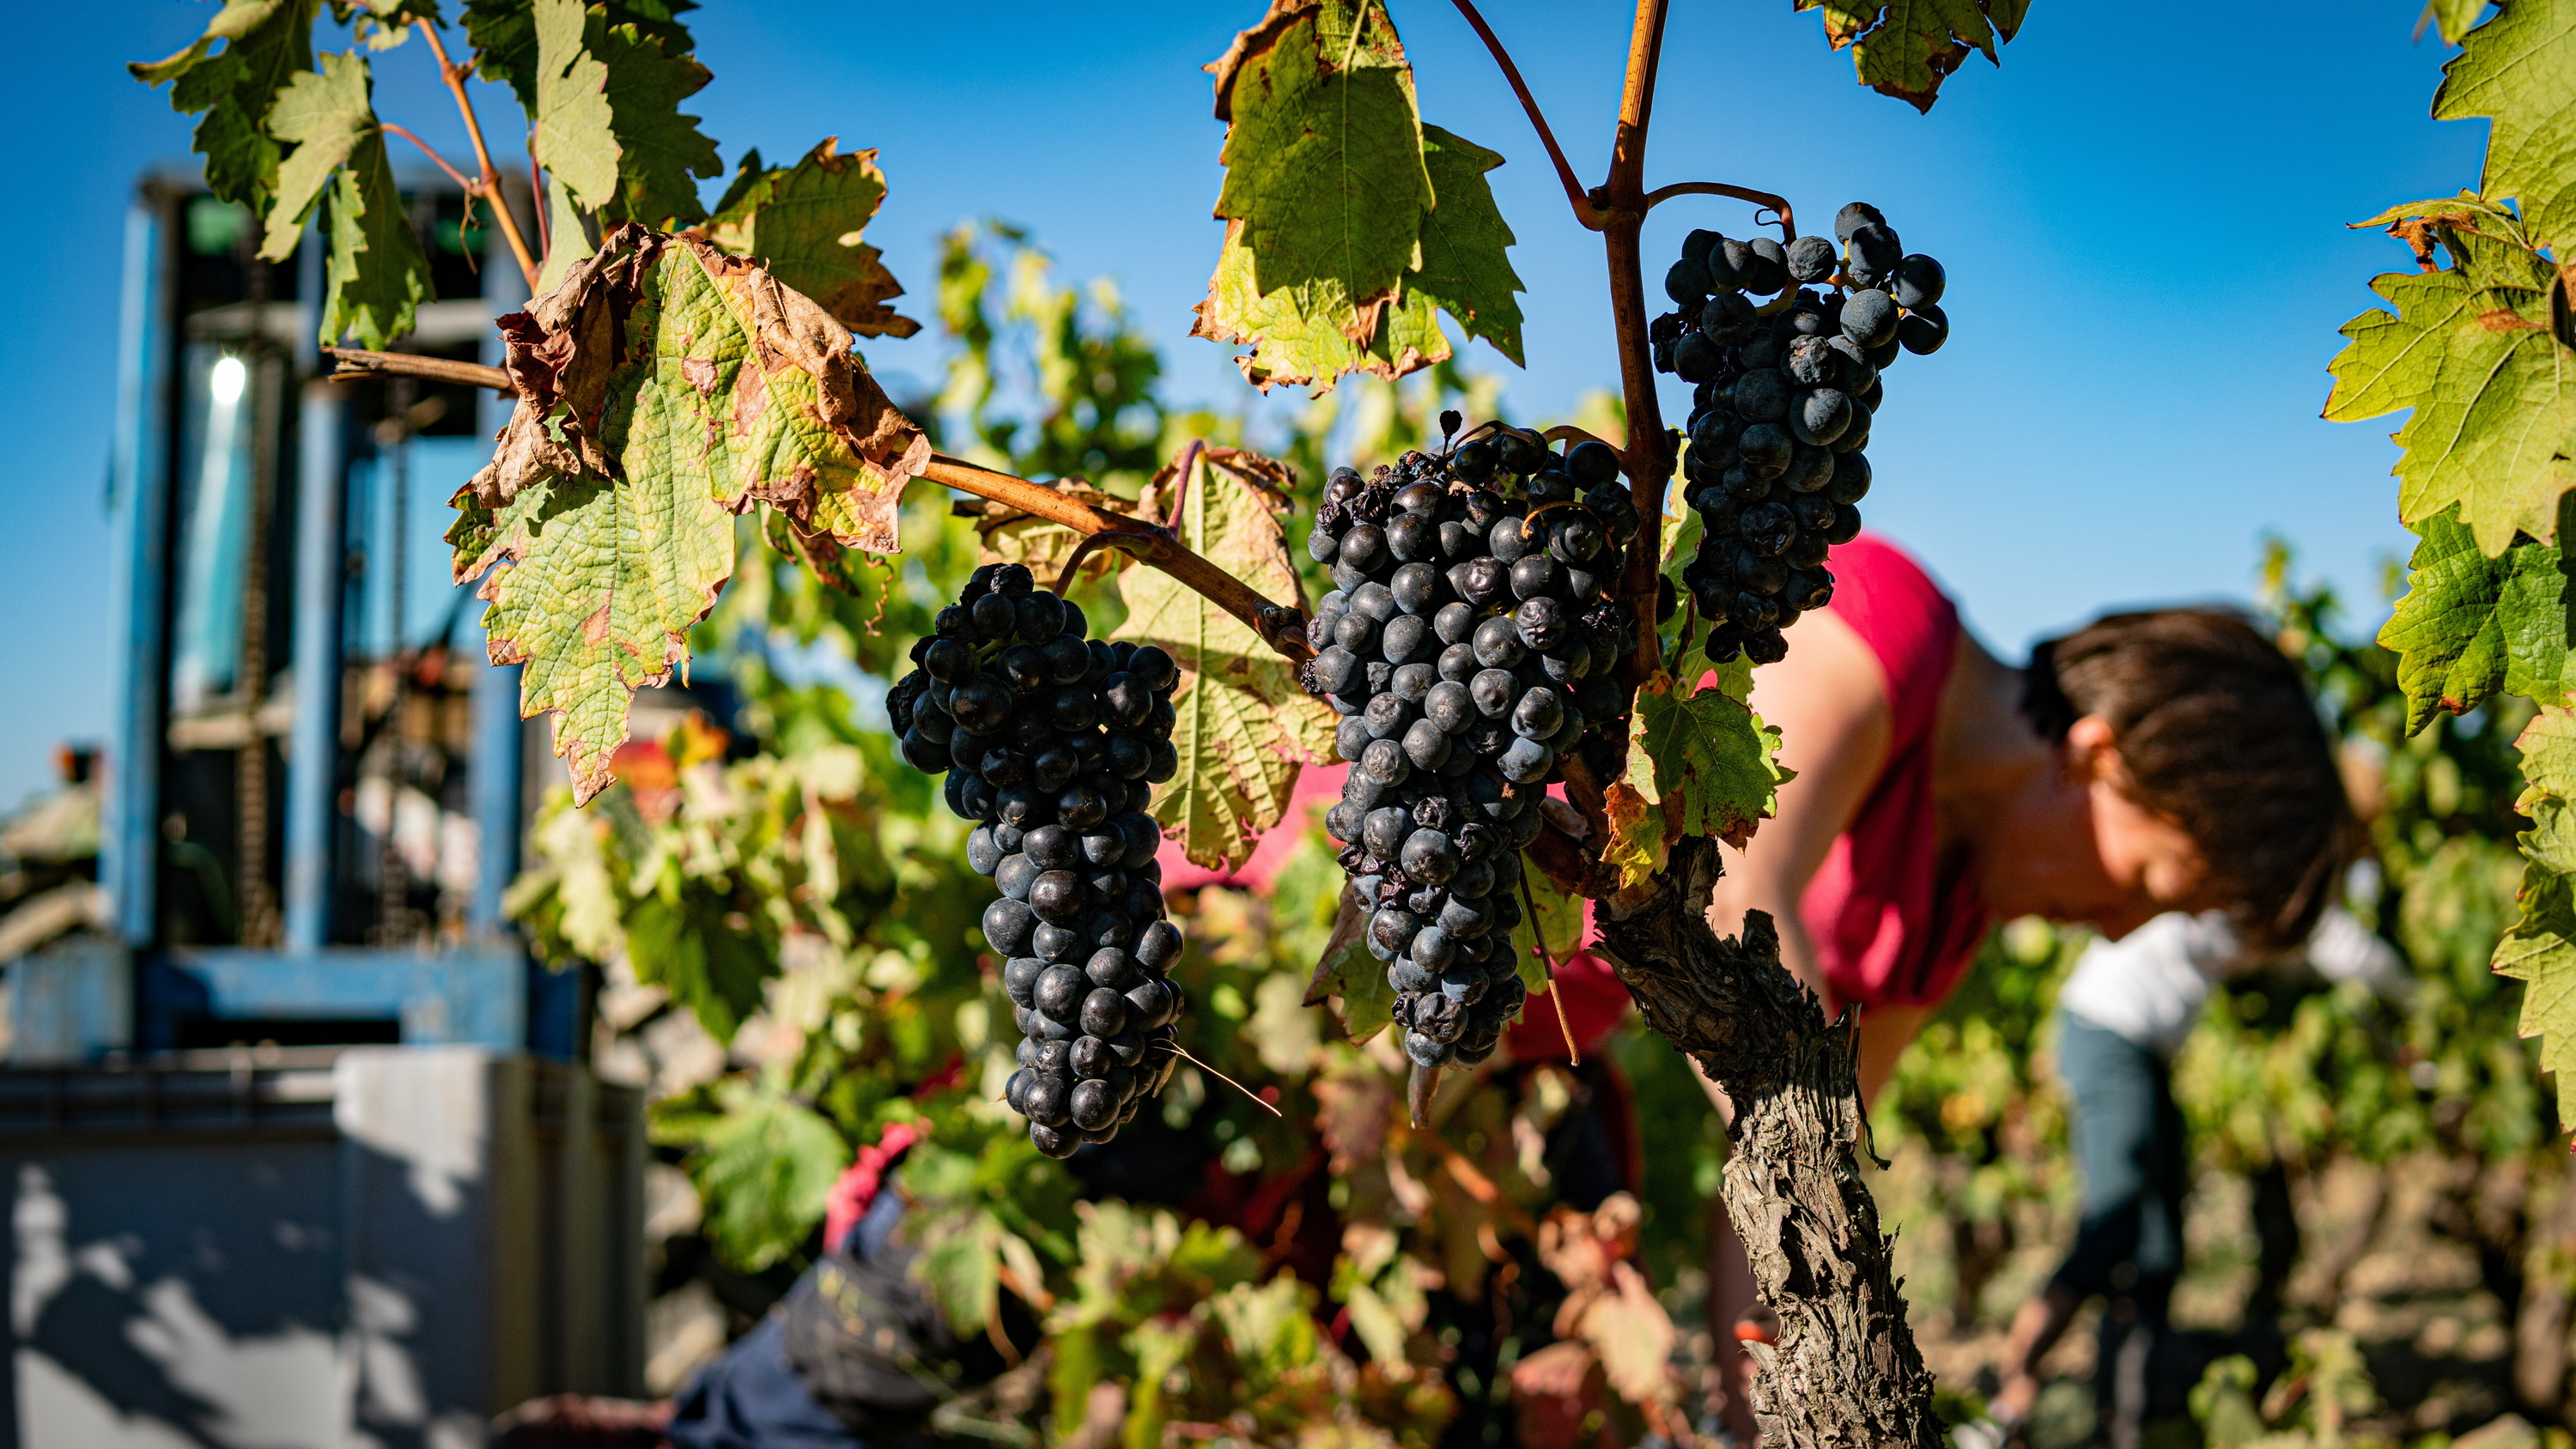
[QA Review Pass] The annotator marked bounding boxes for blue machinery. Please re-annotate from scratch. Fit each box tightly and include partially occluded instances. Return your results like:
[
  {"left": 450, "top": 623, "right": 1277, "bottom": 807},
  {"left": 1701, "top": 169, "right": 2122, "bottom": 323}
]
[{"left": 77, "top": 174, "right": 577, "bottom": 1061}]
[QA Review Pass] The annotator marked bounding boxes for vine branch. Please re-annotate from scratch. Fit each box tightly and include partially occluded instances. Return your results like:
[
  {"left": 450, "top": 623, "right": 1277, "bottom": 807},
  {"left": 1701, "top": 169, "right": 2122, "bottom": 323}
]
[
  {"left": 1643, "top": 181, "right": 1797, "bottom": 240},
  {"left": 320, "top": 348, "right": 1315, "bottom": 664},
  {"left": 1446, "top": 0, "right": 1603, "bottom": 230},
  {"left": 415, "top": 20, "right": 540, "bottom": 289}
]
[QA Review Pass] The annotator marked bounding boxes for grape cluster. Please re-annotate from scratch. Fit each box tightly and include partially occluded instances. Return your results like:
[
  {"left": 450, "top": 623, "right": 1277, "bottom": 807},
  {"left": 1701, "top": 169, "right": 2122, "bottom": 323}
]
[
  {"left": 1650, "top": 201, "right": 1947, "bottom": 664},
  {"left": 888, "top": 563, "right": 1187, "bottom": 1160},
  {"left": 1300, "top": 427, "right": 1644, "bottom": 1073}
]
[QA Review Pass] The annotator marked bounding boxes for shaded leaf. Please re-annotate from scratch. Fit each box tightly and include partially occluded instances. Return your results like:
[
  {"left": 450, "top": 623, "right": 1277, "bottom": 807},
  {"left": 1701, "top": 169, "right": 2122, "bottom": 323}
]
[
  {"left": 1512, "top": 867, "right": 1587, "bottom": 996},
  {"left": 2379, "top": 506, "right": 2575, "bottom": 731},
  {"left": 463, "top": 0, "right": 696, "bottom": 112},
  {"left": 1210, "top": 0, "right": 1430, "bottom": 317},
  {"left": 2435, "top": 0, "right": 2576, "bottom": 248},
  {"left": 1302, "top": 884, "right": 1392, "bottom": 1042},
  {"left": 1110, "top": 447, "right": 1336, "bottom": 870},
  {"left": 1409, "top": 125, "right": 1525, "bottom": 366},
  {"left": 589, "top": 10, "right": 720, "bottom": 227},
  {"left": 704, "top": 138, "right": 921, "bottom": 338},
  {"left": 131, "top": 0, "right": 320, "bottom": 212},
  {"left": 1796, "top": 0, "right": 2032, "bottom": 112},
  {"left": 682, "top": 1079, "right": 850, "bottom": 1270},
  {"left": 2324, "top": 245, "right": 2576, "bottom": 556},
  {"left": 963, "top": 481, "right": 1143, "bottom": 592},
  {"left": 2425, "top": 0, "right": 2492, "bottom": 45}
]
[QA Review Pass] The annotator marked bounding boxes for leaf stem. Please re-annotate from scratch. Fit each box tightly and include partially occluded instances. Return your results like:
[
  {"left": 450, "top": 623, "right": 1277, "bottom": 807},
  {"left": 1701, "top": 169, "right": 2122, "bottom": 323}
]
[
  {"left": 1642, "top": 180, "right": 1797, "bottom": 240},
  {"left": 321, "top": 347, "right": 1318, "bottom": 664},
  {"left": 415, "top": 20, "right": 540, "bottom": 291},
  {"left": 381, "top": 123, "right": 477, "bottom": 193},
  {"left": 1447, "top": 0, "right": 1603, "bottom": 229}
]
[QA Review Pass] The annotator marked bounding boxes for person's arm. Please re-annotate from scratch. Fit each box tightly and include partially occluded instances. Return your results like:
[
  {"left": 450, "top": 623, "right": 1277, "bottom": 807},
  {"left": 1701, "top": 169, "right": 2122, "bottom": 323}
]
[{"left": 1704, "top": 607, "right": 1894, "bottom": 1009}]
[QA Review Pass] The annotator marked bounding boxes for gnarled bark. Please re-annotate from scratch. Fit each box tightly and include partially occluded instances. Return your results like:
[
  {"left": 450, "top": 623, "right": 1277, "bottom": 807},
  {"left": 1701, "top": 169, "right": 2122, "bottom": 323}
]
[{"left": 1591, "top": 835, "right": 1941, "bottom": 1449}]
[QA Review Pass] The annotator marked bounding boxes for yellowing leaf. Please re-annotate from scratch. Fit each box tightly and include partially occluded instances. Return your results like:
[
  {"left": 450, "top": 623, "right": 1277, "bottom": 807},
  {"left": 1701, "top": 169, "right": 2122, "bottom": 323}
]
[
  {"left": 471, "top": 226, "right": 931, "bottom": 549},
  {"left": 2325, "top": 251, "right": 2576, "bottom": 556},
  {"left": 457, "top": 227, "right": 929, "bottom": 799},
  {"left": 1193, "top": 220, "right": 1449, "bottom": 395},
  {"left": 1604, "top": 633, "right": 1788, "bottom": 893},
  {"left": 2435, "top": 0, "right": 2576, "bottom": 249},
  {"left": 451, "top": 468, "right": 733, "bottom": 803},
  {"left": 1111, "top": 447, "right": 1335, "bottom": 870},
  {"left": 705, "top": 139, "right": 921, "bottom": 338}
]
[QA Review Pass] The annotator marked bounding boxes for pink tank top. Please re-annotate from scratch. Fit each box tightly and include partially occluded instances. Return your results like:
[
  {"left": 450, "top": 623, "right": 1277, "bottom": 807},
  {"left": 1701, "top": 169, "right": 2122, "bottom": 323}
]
[{"left": 1799, "top": 533, "right": 1987, "bottom": 1011}]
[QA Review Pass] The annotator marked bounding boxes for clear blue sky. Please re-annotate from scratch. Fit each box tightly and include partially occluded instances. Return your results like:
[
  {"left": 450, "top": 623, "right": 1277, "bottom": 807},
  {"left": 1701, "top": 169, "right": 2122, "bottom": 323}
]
[{"left": 2, "top": 1, "right": 2482, "bottom": 809}]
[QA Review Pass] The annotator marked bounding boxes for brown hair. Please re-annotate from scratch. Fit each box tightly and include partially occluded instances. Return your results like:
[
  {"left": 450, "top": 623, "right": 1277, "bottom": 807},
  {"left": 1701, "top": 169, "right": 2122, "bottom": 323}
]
[{"left": 2020, "top": 608, "right": 2349, "bottom": 949}]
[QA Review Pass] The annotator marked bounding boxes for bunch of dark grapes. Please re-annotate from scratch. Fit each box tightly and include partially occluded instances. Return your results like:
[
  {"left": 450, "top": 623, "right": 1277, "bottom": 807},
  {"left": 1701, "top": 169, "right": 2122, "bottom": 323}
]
[
  {"left": 1300, "top": 425, "right": 1644, "bottom": 1076},
  {"left": 887, "top": 563, "right": 1187, "bottom": 1160},
  {"left": 1649, "top": 202, "right": 1948, "bottom": 664}
]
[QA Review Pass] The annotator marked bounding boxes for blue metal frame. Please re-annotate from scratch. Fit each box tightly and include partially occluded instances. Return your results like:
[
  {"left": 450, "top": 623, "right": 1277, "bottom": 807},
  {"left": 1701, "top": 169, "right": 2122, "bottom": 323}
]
[
  {"left": 283, "top": 380, "right": 347, "bottom": 952},
  {"left": 105, "top": 199, "right": 173, "bottom": 949},
  {"left": 471, "top": 260, "right": 530, "bottom": 939}
]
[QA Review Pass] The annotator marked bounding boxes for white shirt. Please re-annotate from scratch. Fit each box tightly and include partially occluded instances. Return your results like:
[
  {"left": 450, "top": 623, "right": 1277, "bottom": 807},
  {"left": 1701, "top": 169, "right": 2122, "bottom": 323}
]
[{"left": 2053, "top": 906, "right": 2404, "bottom": 1058}]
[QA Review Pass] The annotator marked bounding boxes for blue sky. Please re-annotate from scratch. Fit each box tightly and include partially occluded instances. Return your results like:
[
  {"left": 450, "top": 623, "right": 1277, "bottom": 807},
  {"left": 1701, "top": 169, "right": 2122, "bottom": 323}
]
[{"left": 1, "top": 1, "right": 2482, "bottom": 809}]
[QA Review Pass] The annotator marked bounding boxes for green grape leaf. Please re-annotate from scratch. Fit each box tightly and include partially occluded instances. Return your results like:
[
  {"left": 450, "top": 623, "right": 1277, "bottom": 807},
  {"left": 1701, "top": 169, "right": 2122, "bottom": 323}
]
[
  {"left": 1210, "top": 0, "right": 1431, "bottom": 319},
  {"left": 2324, "top": 245, "right": 2576, "bottom": 556},
  {"left": 1511, "top": 867, "right": 1588, "bottom": 996},
  {"left": 318, "top": 127, "right": 436, "bottom": 349},
  {"left": 678, "top": 1078, "right": 850, "bottom": 1270},
  {"left": 704, "top": 138, "right": 922, "bottom": 338},
  {"left": 254, "top": 52, "right": 434, "bottom": 347},
  {"left": 533, "top": 0, "right": 620, "bottom": 213},
  {"left": 131, "top": 0, "right": 320, "bottom": 212},
  {"left": 1110, "top": 447, "right": 1337, "bottom": 871},
  {"left": 589, "top": 12, "right": 720, "bottom": 228},
  {"left": 1303, "top": 884, "right": 1392, "bottom": 1042},
  {"left": 2434, "top": 0, "right": 2576, "bottom": 248},
  {"left": 463, "top": 0, "right": 696, "bottom": 112},
  {"left": 1601, "top": 640, "right": 1787, "bottom": 892},
  {"left": 2379, "top": 506, "right": 2575, "bottom": 731},
  {"left": 457, "top": 227, "right": 929, "bottom": 800},
  {"left": 1409, "top": 125, "right": 1525, "bottom": 367},
  {"left": 1795, "top": 0, "right": 2032, "bottom": 113},
  {"left": 258, "top": 51, "right": 375, "bottom": 257},
  {"left": 1192, "top": 219, "right": 1450, "bottom": 394}
]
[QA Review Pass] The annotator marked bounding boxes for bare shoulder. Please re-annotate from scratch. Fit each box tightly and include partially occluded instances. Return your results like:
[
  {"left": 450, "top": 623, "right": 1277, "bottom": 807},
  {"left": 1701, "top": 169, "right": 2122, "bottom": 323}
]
[{"left": 1753, "top": 606, "right": 1893, "bottom": 743}]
